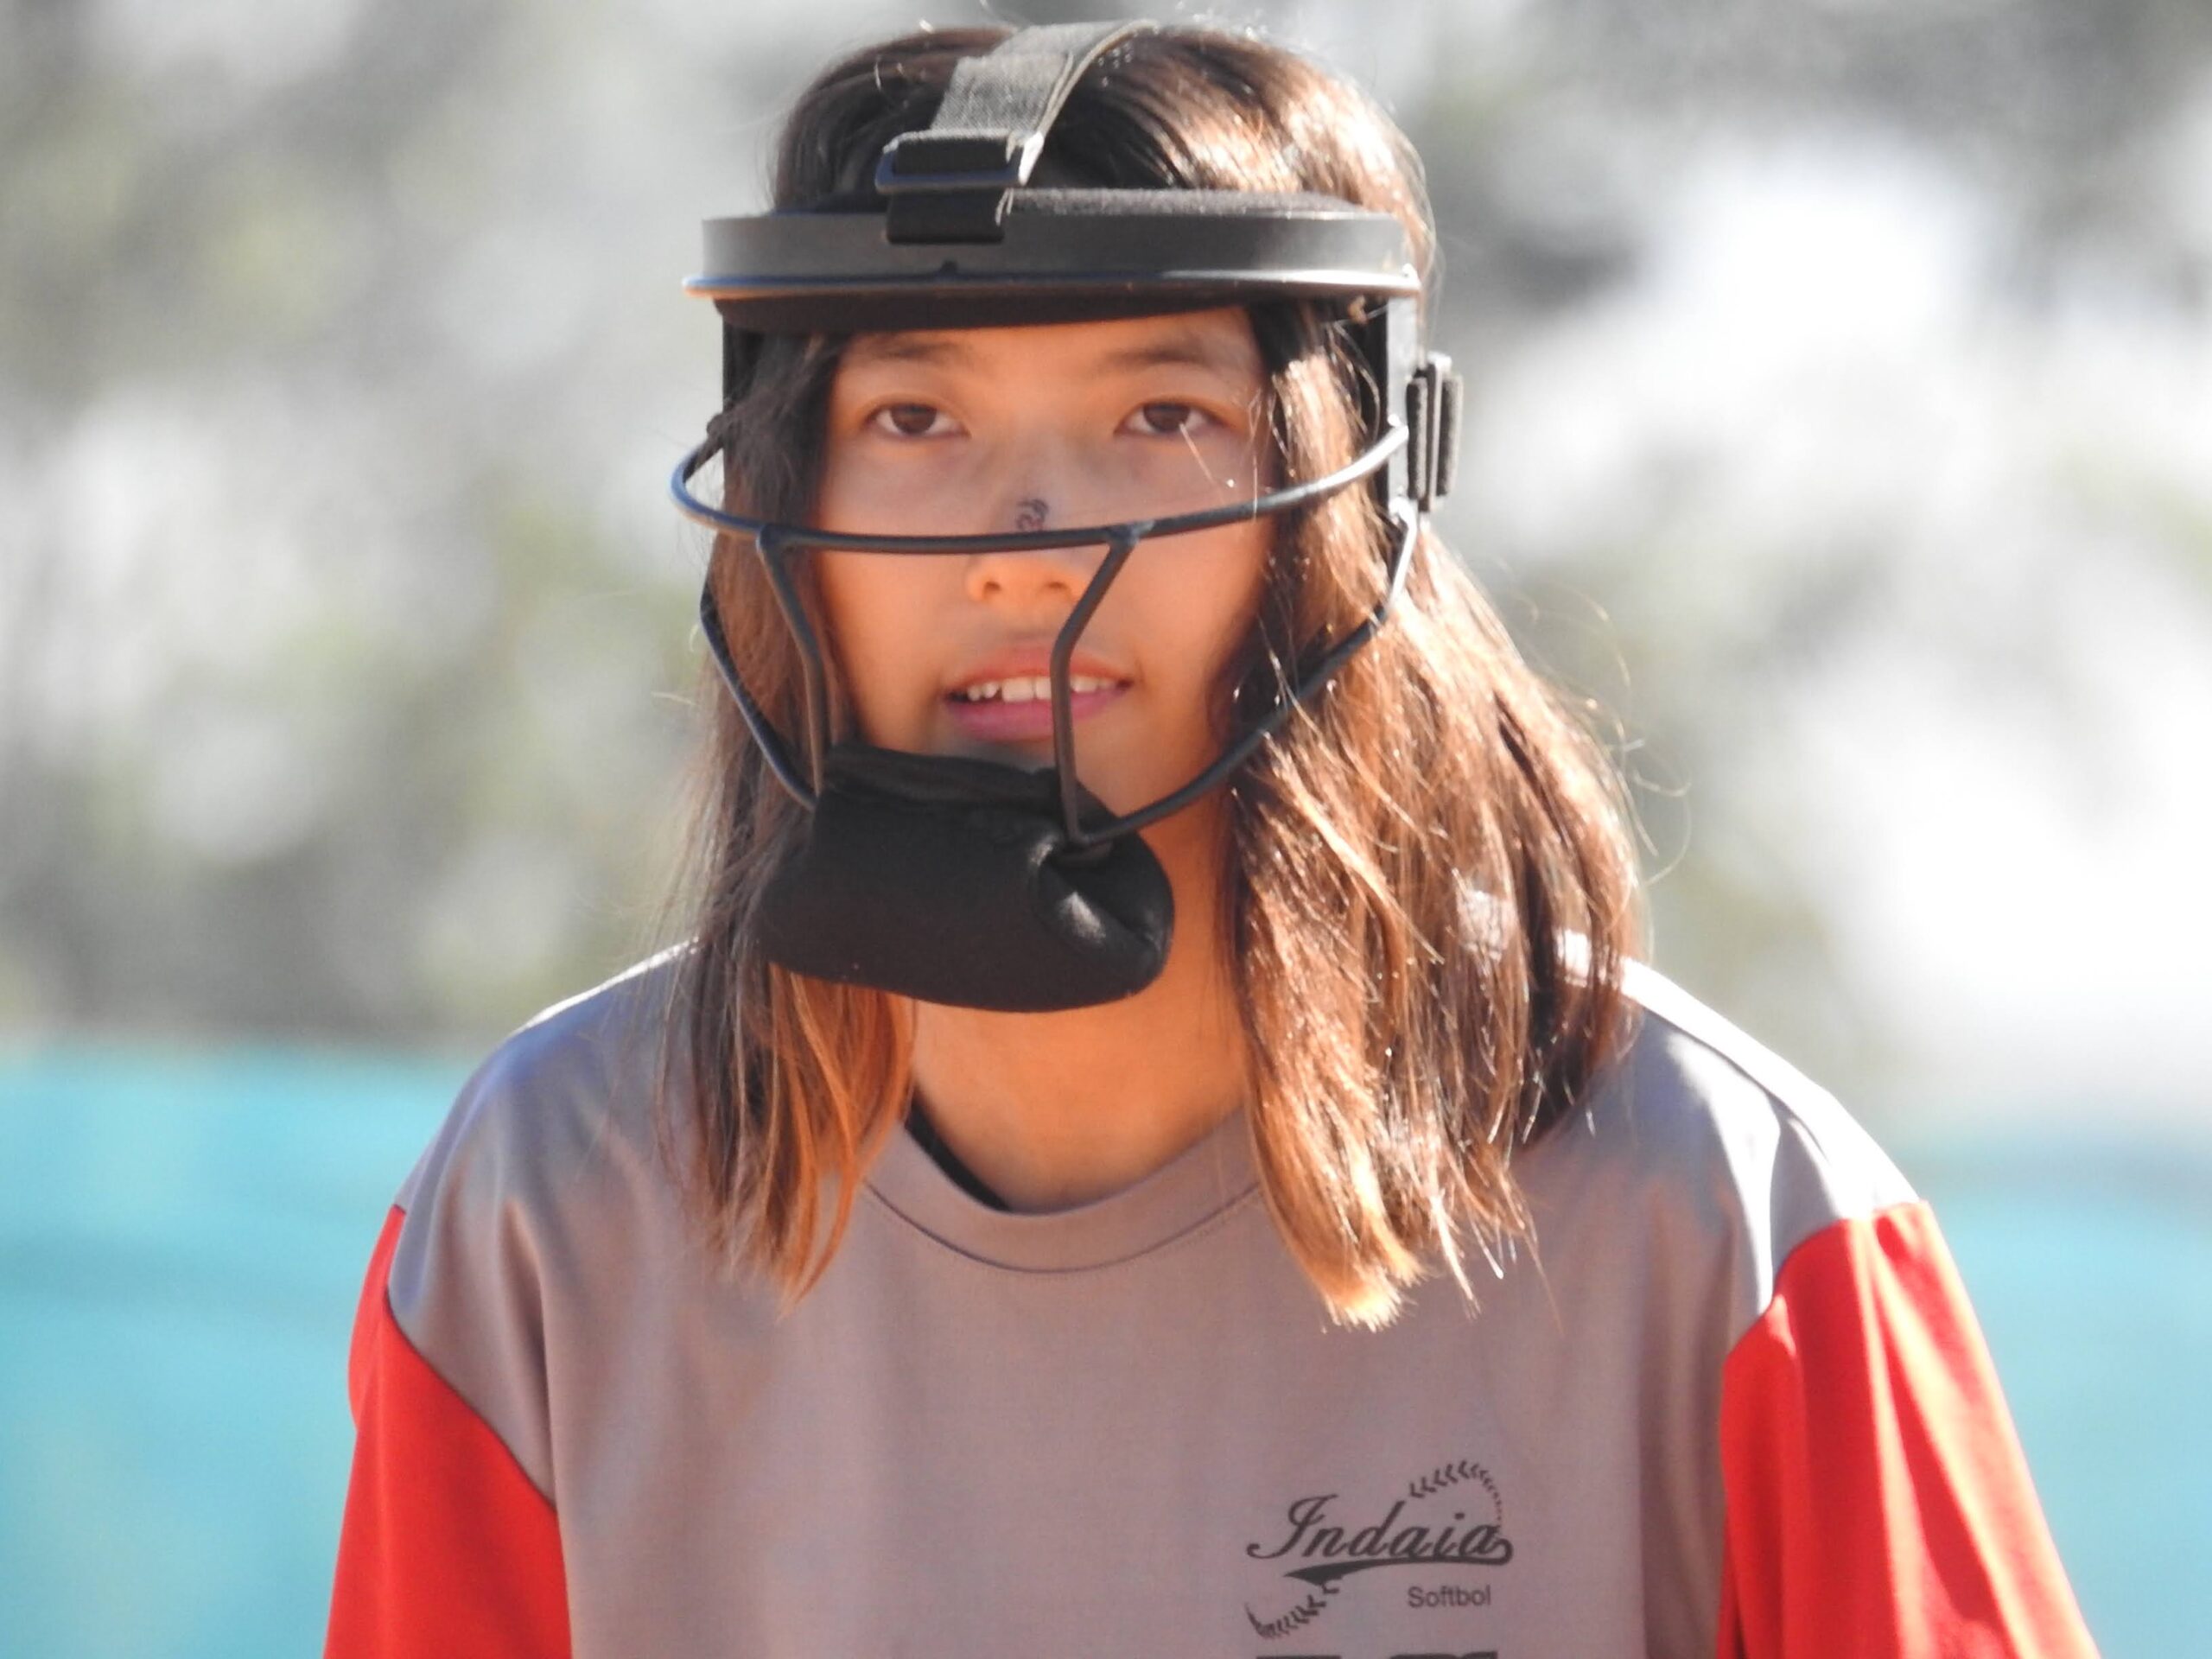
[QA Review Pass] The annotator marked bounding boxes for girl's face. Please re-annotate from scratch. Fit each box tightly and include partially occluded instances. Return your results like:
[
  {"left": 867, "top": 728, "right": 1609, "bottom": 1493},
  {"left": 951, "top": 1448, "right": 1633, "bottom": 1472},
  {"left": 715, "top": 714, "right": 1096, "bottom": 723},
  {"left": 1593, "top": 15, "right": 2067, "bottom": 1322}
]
[{"left": 810, "top": 307, "right": 1274, "bottom": 817}]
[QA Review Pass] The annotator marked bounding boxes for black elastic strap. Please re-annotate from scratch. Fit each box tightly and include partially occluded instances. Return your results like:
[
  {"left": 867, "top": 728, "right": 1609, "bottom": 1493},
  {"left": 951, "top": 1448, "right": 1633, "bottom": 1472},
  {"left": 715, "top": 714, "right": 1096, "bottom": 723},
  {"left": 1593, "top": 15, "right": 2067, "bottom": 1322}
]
[
  {"left": 878, "top": 21, "right": 1151, "bottom": 244},
  {"left": 905, "top": 1095, "right": 1012, "bottom": 1211}
]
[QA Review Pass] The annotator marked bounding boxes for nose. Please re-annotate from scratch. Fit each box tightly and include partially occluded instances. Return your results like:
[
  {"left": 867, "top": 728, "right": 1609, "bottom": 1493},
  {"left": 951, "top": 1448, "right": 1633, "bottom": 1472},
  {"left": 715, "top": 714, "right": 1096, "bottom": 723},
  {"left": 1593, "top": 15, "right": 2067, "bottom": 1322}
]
[
  {"left": 961, "top": 535, "right": 1103, "bottom": 610},
  {"left": 961, "top": 440, "right": 1111, "bottom": 608}
]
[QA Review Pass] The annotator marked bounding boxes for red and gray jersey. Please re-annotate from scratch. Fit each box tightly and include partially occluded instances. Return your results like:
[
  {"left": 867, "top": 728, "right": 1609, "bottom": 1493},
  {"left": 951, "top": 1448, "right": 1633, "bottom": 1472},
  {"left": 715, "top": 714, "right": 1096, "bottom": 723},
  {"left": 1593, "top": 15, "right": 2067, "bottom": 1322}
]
[{"left": 325, "top": 954, "right": 2098, "bottom": 1658}]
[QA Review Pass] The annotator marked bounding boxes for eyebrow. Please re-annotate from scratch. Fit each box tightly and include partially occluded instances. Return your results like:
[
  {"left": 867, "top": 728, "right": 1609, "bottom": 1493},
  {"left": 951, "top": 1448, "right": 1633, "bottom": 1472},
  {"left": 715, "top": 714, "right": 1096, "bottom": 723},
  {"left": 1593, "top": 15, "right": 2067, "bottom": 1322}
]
[{"left": 843, "top": 325, "right": 1260, "bottom": 380}]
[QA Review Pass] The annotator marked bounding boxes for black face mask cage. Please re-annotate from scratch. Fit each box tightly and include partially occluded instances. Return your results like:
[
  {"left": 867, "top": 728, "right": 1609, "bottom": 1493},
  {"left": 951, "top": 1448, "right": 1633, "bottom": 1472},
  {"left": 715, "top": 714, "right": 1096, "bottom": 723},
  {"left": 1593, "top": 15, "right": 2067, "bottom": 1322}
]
[{"left": 665, "top": 18, "right": 1465, "bottom": 854}]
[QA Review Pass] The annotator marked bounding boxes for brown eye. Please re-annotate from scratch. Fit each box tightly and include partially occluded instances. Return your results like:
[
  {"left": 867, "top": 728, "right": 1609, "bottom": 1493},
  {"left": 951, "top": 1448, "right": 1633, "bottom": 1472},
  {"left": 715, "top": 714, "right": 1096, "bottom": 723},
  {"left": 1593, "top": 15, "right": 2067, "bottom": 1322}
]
[
  {"left": 873, "top": 403, "right": 945, "bottom": 437},
  {"left": 1131, "top": 401, "right": 1210, "bottom": 436}
]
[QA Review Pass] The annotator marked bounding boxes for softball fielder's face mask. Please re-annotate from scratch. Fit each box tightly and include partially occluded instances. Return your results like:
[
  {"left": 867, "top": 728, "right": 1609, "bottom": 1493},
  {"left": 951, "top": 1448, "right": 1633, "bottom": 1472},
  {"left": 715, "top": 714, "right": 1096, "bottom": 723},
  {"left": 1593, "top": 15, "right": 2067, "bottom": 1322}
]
[{"left": 669, "top": 20, "right": 1461, "bottom": 1014}]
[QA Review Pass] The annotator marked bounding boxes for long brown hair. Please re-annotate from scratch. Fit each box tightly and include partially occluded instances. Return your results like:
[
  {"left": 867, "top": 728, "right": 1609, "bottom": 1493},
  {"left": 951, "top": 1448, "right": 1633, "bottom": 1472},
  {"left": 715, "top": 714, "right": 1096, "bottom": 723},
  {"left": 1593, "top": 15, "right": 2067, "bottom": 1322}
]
[{"left": 654, "top": 23, "right": 1649, "bottom": 1327}]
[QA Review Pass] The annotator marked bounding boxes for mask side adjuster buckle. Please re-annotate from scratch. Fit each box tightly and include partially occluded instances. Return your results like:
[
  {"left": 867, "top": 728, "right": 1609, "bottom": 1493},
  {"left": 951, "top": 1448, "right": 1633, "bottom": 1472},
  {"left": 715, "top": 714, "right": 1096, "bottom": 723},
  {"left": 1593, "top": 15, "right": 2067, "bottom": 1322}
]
[{"left": 1405, "top": 353, "right": 1464, "bottom": 513}]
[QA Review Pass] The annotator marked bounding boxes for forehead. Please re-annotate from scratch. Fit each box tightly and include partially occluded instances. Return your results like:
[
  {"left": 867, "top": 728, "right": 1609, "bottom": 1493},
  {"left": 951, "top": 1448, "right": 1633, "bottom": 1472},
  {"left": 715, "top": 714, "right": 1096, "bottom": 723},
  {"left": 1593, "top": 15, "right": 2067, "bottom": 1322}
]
[{"left": 838, "top": 306, "right": 1263, "bottom": 380}]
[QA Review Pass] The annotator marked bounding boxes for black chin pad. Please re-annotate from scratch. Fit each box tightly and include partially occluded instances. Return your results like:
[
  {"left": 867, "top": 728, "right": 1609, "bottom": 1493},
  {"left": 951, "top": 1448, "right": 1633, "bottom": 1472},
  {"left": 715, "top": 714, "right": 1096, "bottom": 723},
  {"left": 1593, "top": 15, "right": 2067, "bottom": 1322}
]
[{"left": 753, "top": 744, "right": 1174, "bottom": 1012}]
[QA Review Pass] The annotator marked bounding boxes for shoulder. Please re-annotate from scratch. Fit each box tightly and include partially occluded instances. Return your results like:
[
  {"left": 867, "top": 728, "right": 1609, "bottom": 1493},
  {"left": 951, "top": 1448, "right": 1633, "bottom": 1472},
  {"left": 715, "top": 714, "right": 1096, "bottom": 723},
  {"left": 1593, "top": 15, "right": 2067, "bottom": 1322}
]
[
  {"left": 1612, "top": 957, "right": 1916, "bottom": 1237},
  {"left": 370, "top": 949, "right": 695, "bottom": 1476},
  {"left": 381, "top": 948, "right": 691, "bottom": 1366},
  {"left": 1517, "top": 957, "right": 1917, "bottom": 1341},
  {"left": 392, "top": 945, "right": 687, "bottom": 1223}
]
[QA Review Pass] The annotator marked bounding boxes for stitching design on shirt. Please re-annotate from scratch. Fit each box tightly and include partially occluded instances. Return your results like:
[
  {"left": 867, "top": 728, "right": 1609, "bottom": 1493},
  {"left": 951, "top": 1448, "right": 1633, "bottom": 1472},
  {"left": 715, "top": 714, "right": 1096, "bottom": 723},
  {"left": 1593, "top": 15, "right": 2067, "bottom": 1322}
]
[
  {"left": 1407, "top": 1459, "right": 1504, "bottom": 1525},
  {"left": 1245, "top": 1585, "right": 1335, "bottom": 1639}
]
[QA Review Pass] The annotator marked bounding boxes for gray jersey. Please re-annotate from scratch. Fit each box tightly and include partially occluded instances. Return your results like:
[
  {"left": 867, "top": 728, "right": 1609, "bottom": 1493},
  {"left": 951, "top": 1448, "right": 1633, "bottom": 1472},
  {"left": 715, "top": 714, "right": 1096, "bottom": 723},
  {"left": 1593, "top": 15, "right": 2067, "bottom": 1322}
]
[{"left": 326, "top": 953, "right": 2097, "bottom": 1658}]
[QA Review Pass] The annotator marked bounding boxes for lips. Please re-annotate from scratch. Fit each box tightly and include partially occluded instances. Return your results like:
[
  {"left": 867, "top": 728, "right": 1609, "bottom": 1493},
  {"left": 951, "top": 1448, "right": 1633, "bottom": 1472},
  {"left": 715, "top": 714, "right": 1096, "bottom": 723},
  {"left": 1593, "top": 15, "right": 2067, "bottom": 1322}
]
[
  {"left": 943, "top": 647, "right": 1132, "bottom": 742},
  {"left": 949, "top": 672, "right": 1122, "bottom": 705}
]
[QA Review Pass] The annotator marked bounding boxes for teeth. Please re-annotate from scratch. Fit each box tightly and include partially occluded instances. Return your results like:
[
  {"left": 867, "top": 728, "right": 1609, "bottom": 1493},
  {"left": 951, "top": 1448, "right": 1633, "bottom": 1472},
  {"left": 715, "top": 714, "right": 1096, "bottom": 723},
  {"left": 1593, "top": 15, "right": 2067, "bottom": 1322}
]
[{"left": 956, "top": 675, "right": 1117, "bottom": 702}]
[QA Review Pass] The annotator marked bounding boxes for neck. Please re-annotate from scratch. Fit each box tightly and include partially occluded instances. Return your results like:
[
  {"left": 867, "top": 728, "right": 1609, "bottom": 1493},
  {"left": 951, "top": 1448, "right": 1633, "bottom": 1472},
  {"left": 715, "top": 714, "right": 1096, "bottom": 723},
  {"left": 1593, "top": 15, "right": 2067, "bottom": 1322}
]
[{"left": 903, "top": 803, "right": 1249, "bottom": 1212}]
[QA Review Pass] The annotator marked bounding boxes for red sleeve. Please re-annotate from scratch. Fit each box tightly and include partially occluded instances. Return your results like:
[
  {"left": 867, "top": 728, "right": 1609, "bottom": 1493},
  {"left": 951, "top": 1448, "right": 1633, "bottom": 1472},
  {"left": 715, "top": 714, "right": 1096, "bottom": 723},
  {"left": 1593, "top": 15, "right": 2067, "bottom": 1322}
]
[
  {"left": 326, "top": 1205, "right": 573, "bottom": 1658},
  {"left": 1715, "top": 1200, "right": 2099, "bottom": 1658}
]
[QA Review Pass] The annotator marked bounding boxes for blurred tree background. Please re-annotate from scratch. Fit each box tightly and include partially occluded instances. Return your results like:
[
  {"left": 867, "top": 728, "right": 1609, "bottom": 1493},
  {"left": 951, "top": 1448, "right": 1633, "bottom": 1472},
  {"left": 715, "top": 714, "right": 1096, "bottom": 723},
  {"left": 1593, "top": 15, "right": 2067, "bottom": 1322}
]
[
  {"left": 3, "top": 2, "right": 2209, "bottom": 1654},
  {"left": 4, "top": 0, "right": 2209, "bottom": 1121}
]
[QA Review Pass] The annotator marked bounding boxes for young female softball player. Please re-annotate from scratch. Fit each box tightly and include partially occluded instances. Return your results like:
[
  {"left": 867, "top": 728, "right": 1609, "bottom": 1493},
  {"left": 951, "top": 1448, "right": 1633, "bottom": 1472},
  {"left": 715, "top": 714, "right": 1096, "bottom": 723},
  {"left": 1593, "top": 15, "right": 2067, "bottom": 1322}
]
[{"left": 326, "top": 21, "right": 2099, "bottom": 1657}]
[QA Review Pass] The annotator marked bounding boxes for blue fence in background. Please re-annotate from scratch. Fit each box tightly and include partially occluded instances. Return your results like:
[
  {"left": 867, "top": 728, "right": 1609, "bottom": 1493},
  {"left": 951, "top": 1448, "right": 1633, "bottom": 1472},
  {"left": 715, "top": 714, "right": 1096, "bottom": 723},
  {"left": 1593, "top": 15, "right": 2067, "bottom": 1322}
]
[{"left": 1, "top": 1046, "right": 2204, "bottom": 1657}]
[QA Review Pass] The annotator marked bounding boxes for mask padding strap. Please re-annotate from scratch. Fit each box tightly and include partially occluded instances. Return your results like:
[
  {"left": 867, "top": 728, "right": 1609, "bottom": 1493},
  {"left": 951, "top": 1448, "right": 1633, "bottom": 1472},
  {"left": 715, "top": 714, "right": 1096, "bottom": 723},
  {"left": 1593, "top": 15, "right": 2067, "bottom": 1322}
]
[{"left": 876, "top": 21, "right": 1152, "bottom": 244}]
